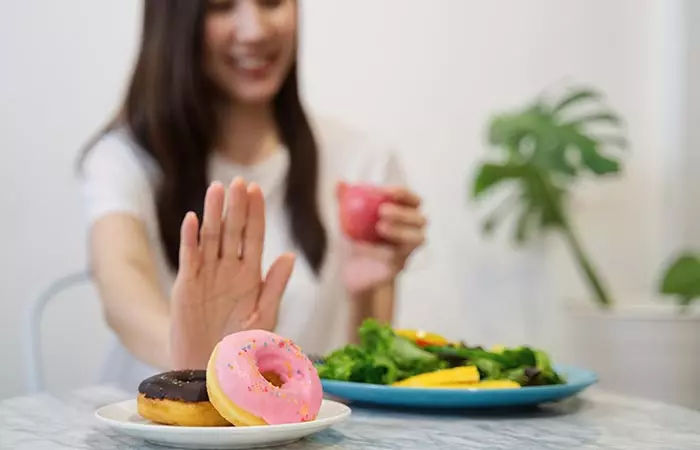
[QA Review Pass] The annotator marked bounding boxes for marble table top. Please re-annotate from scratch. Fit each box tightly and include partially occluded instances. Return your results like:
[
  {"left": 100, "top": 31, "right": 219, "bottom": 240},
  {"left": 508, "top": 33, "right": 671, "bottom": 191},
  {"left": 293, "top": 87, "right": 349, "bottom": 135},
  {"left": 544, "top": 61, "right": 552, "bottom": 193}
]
[{"left": 1, "top": 386, "right": 699, "bottom": 449}]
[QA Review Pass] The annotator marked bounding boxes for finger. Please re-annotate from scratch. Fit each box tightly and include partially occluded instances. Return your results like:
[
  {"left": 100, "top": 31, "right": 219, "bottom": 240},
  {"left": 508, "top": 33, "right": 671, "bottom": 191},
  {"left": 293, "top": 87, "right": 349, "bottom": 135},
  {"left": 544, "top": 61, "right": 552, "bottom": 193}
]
[
  {"left": 200, "top": 182, "right": 226, "bottom": 264},
  {"left": 242, "top": 183, "right": 265, "bottom": 267},
  {"left": 241, "top": 310, "right": 261, "bottom": 330},
  {"left": 376, "top": 220, "right": 425, "bottom": 246},
  {"left": 178, "top": 212, "right": 200, "bottom": 278},
  {"left": 221, "top": 177, "right": 248, "bottom": 260},
  {"left": 378, "top": 203, "right": 427, "bottom": 228},
  {"left": 256, "top": 253, "right": 296, "bottom": 324},
  {"left": 383, "top": 186, "right": 422, "bottom": 207}
]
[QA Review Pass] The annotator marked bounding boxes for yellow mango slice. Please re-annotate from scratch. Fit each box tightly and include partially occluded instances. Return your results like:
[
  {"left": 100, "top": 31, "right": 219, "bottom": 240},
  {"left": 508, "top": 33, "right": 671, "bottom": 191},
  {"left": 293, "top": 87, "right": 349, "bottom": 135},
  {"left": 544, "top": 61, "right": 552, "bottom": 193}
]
[
  {"left": 392, "top": 366, "right": 480, "bottom": 387},
  {"left": 394, "top": 329, "right": 449, "bottom": 347}
]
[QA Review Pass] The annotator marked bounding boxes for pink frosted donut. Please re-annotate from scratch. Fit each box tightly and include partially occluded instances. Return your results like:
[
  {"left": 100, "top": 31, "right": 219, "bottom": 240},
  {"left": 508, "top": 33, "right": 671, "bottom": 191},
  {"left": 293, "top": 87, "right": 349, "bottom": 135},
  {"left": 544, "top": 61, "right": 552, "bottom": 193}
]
[{"left": 206, "top": 330, "right": 323, "bottom": 426}]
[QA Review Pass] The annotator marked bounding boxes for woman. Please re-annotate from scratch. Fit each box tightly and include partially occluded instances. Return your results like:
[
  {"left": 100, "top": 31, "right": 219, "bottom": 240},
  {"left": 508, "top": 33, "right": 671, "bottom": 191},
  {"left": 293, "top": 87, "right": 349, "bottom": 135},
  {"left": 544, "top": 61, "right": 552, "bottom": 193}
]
[{"left": 79, "top": 0, "right": 427, "bottom": 392}]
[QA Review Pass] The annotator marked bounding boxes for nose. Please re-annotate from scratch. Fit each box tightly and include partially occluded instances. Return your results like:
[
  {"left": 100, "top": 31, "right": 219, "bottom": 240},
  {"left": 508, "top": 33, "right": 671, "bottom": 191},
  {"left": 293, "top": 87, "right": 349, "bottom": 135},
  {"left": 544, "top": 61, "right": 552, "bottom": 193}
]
[{"left": 233, "top": 2, "right": 266, "bottom": 43}]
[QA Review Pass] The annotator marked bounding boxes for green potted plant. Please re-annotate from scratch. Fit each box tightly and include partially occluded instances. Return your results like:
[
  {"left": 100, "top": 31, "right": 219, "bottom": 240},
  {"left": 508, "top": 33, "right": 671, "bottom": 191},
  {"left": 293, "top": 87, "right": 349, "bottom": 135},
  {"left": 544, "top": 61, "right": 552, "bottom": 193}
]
[
  {"left": 470, "top": 85, "right": 700, "bottom": 409},
  {"left": 659, "top": 252, "right": 700, "bottom": 311}
]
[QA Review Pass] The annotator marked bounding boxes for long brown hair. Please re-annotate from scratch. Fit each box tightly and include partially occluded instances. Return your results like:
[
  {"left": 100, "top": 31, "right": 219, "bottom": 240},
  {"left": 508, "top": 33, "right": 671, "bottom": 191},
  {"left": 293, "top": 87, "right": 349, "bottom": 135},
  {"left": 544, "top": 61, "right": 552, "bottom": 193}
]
[{"left": 81, "top": 0, "right": 327, "bottom": 274}]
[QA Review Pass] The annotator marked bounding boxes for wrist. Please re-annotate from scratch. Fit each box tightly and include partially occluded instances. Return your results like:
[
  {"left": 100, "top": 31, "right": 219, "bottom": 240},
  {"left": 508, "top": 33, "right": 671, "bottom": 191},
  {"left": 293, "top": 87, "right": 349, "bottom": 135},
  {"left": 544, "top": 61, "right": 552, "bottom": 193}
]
[
  {"left": 346, "top": 274, "right": 398, "bottom": 299},
  {"left": 169, "top": 310, "right": 212, "bottom": 370},
  {"left": 169, "top": 335, "right": 211, "bottom": 370}
]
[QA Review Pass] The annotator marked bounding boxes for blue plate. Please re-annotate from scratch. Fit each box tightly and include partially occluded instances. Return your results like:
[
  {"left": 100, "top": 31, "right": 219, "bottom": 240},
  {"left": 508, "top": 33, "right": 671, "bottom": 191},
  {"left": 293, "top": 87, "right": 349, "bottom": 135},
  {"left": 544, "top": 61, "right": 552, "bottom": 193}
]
[{"left": 320, "top": 365, "right": 597, "bottom": 409}]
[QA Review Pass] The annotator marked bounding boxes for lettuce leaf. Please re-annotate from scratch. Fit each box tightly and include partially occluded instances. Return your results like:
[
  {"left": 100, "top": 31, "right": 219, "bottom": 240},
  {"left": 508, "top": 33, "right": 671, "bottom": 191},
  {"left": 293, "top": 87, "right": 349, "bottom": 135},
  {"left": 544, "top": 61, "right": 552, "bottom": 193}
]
[
  {"left": 316, "top": 319, "right": 446, "bottom": 384},
  {"left": 422, "top": 344, "right": 565, "bottom": 386}
]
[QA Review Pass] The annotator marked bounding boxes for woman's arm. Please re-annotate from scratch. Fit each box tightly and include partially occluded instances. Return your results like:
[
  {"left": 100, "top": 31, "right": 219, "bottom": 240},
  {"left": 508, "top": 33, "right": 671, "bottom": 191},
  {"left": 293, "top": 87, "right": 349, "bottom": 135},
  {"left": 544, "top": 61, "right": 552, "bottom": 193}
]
[
  {"left": 370, "top": 281, "right": 395, "bottom": 323},
  {"left": 347, "top": 281, "right": 395, "bottom": 343},
  {"left": 89, "top": 213, "right": 172, "bottom": 369}
]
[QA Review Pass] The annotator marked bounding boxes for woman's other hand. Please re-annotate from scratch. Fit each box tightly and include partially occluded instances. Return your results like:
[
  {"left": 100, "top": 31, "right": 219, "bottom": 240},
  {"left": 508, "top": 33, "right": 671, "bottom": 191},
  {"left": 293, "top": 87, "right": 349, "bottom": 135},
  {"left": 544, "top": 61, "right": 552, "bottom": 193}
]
[
  {"left": 170, "top": 178, "right": 295, "bottom": 369},
  {"left": 341, "top": 185, "right": 427, "bottom": 295}
]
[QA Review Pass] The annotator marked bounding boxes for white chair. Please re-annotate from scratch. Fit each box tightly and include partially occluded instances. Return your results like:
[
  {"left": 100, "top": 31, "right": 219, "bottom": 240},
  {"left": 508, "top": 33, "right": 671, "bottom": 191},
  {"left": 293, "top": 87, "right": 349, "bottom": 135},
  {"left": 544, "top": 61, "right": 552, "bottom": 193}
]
[{"left": 24, "top": 271, "right": 100, "bottom": 393}]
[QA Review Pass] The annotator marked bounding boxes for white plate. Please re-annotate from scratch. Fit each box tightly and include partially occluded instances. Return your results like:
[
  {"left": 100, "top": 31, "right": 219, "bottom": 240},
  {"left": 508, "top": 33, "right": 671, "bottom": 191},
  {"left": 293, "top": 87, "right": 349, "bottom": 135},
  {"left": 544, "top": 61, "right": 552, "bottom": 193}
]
[{"left": 94, "top": 399, "right": 351, "bottom": 449}]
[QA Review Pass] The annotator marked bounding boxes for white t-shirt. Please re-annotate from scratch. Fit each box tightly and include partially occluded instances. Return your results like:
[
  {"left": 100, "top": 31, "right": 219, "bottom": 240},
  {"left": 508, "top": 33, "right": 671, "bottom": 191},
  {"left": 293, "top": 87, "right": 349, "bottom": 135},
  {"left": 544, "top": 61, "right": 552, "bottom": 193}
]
[{"left": 79, "top": 116, "right": 406, "bottom": 392}]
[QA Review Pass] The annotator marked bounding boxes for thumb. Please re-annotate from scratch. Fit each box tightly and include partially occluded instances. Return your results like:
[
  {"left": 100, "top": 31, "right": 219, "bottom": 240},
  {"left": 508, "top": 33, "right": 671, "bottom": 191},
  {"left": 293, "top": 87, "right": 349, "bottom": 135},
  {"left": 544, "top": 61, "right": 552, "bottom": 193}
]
[
  {"left": 256, "top": 252, "right": 296, "bottom": 322},
  {"left": 336, "top": 180, "right": 347, "bottom": 201}
]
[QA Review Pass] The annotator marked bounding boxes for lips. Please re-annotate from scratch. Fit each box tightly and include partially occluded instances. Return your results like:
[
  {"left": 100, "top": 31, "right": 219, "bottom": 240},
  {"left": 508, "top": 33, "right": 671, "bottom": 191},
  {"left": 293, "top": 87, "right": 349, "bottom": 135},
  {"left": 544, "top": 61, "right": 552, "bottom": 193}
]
[
  {"left": 234, "top": 56, "right": 274, "bottom": 70},
  {"left": 227, "top": 52, "right": 277, "bottom": 79}
]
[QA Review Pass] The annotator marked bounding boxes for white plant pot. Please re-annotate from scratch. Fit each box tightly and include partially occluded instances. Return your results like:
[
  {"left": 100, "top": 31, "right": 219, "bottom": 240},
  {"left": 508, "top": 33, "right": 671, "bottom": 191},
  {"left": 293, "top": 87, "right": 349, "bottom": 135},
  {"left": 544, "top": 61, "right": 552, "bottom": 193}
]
[{"left": 566, "top": 303, "right": 700, "bottom": 410}]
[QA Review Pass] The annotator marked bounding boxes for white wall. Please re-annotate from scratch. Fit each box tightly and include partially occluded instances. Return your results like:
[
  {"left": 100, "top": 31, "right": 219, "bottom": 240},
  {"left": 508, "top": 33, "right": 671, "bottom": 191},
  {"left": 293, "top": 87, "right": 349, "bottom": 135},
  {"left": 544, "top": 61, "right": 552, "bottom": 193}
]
[
  {"left": 0, "top": 0, "right": 688, "bottom": 399},
  {"left": 0, "top": 0, "right": 142, "bottom": 398},
  {"left": 681, "top": 0, "right": 700, "bottom": 247}
]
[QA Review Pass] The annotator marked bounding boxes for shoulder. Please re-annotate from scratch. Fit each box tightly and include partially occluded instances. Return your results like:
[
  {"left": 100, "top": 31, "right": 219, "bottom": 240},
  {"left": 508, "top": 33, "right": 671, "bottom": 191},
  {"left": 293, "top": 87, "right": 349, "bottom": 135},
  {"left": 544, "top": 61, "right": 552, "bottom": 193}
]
[
  {"left": 309, "top": 115, "right": 406, "bottom": 185},
  {"left": 78, "top": 126, "right": 161, "bottom": 223},
  {"left": 80, "top": 126, "right": 160, "bottom": 186}
]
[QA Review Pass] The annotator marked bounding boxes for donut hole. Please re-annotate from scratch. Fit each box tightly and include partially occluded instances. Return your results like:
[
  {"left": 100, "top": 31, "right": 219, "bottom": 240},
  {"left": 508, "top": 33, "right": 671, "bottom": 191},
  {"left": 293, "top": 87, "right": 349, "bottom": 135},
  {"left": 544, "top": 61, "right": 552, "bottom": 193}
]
[{"left": 261, "top": 371, "right": 284, "bottom": 388}]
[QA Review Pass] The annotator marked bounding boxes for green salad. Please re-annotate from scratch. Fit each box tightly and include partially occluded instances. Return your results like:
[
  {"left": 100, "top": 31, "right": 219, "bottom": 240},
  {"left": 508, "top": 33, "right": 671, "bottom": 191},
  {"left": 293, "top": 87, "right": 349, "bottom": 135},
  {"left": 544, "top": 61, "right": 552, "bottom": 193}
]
[{"left": 314, "top": 319, "right": 566, "bottom": 387}]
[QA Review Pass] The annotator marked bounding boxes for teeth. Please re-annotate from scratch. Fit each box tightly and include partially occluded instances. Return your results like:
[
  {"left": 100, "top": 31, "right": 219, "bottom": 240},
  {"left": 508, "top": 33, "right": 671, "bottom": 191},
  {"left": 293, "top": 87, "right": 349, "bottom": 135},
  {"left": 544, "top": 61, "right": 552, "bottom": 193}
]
[{"left": 236, "top": 57, "right": 269, "bottom": 70}]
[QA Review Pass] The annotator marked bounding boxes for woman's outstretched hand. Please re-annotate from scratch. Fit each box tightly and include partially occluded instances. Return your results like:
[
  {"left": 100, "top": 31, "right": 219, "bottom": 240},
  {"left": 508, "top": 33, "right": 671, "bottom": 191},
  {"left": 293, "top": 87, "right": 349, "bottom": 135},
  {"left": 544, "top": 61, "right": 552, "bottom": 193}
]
[{"left": 169, "top": 178, "right": 295, "bottom": 369}]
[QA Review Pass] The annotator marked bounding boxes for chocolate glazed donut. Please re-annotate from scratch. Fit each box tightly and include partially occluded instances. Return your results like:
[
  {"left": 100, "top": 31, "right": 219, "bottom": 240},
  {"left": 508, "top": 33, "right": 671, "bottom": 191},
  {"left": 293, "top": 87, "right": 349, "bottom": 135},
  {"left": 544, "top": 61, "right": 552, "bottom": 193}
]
[{"left": 137, "top": 370, "right": 231, "bottom": 427}]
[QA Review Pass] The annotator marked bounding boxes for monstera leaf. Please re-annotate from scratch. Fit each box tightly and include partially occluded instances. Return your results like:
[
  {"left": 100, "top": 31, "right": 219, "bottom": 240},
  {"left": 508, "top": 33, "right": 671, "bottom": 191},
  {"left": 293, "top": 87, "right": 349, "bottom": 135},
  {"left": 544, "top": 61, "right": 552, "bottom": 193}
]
[
  {"left": 473, "top": 162, "right": 566, "bottom": 243},
  {"left": 471, "top": 85, "right": 628, "bottom": 308},
  {"left": 659, "top": 253, "right": 700, "bottom": 309}
]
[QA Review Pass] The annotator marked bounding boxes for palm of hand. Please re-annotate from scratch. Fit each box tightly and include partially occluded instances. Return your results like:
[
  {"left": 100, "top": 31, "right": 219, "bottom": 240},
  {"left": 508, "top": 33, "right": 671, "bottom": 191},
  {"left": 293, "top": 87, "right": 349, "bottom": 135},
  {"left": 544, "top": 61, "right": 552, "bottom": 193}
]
[
  {"left": 175, "top": 262, "right": 261, "bottom": 339},
  {"left": 170, "top": 179, "right": 294, "bottom": 369},
  {"left": 341, "top": 242, "right": 401, "bottom": 295}
]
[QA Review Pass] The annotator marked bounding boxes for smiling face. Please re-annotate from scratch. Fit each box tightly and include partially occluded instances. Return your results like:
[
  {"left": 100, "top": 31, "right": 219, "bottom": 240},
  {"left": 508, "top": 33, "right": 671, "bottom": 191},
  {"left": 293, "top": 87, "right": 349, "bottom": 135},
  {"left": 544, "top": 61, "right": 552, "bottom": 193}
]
[{"left": 203, "top": 0, "right": 298, "bottom": 105}]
